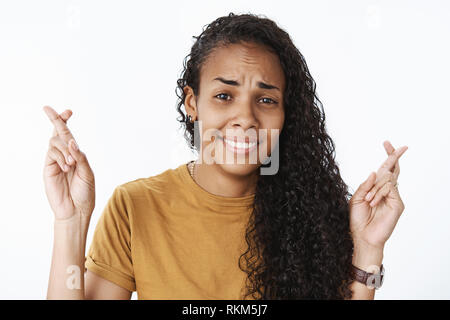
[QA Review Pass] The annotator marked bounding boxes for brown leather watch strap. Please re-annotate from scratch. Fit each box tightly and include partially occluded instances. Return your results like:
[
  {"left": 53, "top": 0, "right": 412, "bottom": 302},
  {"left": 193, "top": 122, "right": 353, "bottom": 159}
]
[{"left": 351, "top": 264, "right": 384, "bottom": 288}]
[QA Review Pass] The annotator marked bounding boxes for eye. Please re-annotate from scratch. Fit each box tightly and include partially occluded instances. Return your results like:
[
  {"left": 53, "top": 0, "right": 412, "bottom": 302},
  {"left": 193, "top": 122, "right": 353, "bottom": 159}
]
[
  {"left": 259, "top": 97, "right": 277, "bottom": 104},
  {"left": 214, "top": 93, "right": 231, "bottom": 101}
]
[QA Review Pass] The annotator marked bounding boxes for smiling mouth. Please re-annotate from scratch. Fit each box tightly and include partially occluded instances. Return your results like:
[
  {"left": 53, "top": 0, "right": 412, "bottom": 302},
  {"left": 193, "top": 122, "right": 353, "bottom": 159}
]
[{"left": 216, "top": 135, "right": 260, "bottom": 154}]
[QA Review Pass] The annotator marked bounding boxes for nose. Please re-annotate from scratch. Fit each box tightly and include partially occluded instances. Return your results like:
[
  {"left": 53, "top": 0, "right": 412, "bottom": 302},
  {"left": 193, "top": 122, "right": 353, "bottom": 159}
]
[{"left": 230, "top": 100, "right": 258, "bottom": 132}]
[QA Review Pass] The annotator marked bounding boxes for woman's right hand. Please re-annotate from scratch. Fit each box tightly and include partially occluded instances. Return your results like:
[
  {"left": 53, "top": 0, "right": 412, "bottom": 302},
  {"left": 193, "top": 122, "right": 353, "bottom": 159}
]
[{"left": 43, "top": 106, "right": 95, "bottom": 221}]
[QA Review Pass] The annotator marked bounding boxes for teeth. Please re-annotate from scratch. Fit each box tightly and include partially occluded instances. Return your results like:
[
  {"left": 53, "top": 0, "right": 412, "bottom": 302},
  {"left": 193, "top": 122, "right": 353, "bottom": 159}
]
[{"left": 224, "top": 139, "right": 256, "bottom": 149}]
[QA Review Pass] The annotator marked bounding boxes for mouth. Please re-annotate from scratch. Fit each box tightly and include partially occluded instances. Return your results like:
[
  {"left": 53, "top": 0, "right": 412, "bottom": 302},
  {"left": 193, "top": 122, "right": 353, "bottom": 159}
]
[{"left": 217, "top": 135, "right": 259, "bottom": 155}]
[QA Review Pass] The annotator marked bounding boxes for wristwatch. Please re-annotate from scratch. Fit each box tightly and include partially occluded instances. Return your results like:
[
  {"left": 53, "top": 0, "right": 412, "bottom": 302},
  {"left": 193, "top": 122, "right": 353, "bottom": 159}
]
[{"left": 351, "top": 264, "right": 384, "bottom": 289}]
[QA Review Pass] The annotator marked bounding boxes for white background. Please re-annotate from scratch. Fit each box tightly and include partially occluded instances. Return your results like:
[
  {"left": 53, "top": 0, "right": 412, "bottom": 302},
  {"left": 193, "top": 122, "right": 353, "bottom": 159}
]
[{"left": 0, "top": 0, "right": 449, "bottom": 299}]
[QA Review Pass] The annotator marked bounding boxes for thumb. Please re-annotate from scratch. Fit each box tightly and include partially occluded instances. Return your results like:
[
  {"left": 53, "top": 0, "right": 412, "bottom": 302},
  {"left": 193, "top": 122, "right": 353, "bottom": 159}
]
[{"left": 353, "top": 172, "right": 376, "bottom": 200}]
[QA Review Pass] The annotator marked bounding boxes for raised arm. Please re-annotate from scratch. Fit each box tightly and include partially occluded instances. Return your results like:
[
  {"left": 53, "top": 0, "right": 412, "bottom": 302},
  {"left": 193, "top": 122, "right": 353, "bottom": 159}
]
[{"left": 43, "top": 106, "right": 131, "bottom": 300}]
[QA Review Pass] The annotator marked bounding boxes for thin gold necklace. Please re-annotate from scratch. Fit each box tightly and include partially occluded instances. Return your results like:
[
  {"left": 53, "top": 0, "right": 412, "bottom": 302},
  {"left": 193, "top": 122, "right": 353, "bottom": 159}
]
[{"left": 188, "top": 160, "right": 197, "bottom": 180}]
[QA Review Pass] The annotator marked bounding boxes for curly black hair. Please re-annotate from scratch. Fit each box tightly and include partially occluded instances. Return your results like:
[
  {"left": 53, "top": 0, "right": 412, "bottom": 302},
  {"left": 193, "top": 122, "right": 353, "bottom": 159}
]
[{"left": 175, "top": 12, "right": 355, "bottom": 299}]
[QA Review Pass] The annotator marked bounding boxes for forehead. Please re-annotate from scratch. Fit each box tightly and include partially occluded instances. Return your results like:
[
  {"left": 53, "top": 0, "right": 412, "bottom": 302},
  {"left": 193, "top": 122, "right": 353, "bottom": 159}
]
[{"left": 200, "top": 42, "right": 285, "bottom": 88}]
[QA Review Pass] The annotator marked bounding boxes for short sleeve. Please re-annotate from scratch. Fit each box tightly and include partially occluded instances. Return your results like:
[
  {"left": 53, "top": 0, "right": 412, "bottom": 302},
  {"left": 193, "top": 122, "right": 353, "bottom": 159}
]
[{"left": 85, "top": 186, "right": 136, "bottom": 292}]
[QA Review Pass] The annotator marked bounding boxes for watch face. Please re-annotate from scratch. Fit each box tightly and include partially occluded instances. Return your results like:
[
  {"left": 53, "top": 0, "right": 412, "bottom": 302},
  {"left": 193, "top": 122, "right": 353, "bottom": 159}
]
[{"left": 366, "top": 265, "right": 384, "bottom": 289}]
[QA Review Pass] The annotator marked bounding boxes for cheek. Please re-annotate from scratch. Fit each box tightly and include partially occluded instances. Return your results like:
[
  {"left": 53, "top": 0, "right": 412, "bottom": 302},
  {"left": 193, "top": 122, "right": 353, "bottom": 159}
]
[
  {"left": 197, "top": 108, "right": 229, "bottom": 136},
  {"left": 263, "top": 121, "right": 284, "bottom": 154},
  {"left": 277, "top": 108, "right": 285, "bottom": 129},
  {"left": 197, "top": 97, "right": 224, "bottom": 119},
  {"left": 266, "top": 130, "right": 281, "bottom": 154}
]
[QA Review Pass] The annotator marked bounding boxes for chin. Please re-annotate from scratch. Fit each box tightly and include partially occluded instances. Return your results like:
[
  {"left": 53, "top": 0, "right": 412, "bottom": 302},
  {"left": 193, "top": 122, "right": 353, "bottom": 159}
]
[{"left": 217, "top": 162, "right": 261, "bottom": 177}]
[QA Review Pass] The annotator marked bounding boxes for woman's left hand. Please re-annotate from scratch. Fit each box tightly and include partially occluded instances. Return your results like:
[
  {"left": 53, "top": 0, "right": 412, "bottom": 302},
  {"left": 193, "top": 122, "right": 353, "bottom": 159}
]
[{"left": 349, "top": 141, "right": 408, "bottom": 250}]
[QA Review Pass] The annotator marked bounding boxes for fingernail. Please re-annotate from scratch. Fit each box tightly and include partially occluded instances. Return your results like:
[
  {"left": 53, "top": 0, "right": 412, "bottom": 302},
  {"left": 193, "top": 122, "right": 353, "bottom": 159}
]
[
  {"left": 71, "top": 140, "right": 78, "bottom": 150},
  {"left": 68, "top": 155, "right": 74, "bottom": 164},
  {"left": 370, "top": 200, "right": 375, "bottom": 207},
  {"left": 63, "top": 164, "right": 69, "bottom": 171},
  {"left": 365, "top": 192, "right": 372, "bottom": 201}
]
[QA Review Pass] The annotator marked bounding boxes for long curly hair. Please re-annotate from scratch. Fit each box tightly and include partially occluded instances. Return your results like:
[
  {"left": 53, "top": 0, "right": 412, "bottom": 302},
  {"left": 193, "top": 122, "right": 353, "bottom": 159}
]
[{"left": 175, "top": 12, "right": 355, "bottom": 299}]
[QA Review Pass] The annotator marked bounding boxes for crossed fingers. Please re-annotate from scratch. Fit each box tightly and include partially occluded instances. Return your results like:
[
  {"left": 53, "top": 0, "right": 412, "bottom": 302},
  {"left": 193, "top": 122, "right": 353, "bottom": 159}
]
[
  {"left": 365, "top": 141, "right": 408, "bottom": 207},
  {"left": 44, "top": 106, "right": 74, "bottom": 142},
  {"left": 376, "top": 141, "right": 405, "bottom": 184},
  {"left": 44, "top": 106, "right": 77, "bottom": 171}
]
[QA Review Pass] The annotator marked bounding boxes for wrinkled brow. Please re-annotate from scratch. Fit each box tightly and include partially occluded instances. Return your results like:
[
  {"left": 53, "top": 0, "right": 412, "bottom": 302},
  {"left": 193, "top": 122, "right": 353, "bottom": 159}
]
[{"left": 213, "top": 77, "right": 280, "bottom": 91}]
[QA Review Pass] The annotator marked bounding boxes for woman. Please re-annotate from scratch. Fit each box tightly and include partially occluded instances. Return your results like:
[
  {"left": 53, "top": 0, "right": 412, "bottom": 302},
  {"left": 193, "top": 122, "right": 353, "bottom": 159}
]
[{"left": 44, "top": 13, "right": 407, "bottom": 300}]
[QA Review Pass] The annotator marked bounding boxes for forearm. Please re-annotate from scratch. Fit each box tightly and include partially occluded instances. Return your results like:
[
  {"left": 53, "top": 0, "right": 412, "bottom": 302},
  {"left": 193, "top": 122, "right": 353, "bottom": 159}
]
[
  {"left": 348, "top": 242, "right": 384, "bottom": 300},
  {"left": 47, "top": 214, "right": 90, "bottom": 300}
]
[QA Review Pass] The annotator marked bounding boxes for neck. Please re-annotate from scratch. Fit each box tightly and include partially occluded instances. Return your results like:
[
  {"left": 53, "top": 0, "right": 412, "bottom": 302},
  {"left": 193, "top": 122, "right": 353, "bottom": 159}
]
[{"left": 193, "top": 162, "right": 258, "bottom": 198}]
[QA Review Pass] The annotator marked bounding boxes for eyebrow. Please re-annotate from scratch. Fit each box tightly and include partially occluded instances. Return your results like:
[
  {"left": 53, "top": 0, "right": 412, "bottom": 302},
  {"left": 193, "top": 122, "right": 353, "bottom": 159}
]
[{"left": 213, "top": 77, "right": 280, "bottom": 91}]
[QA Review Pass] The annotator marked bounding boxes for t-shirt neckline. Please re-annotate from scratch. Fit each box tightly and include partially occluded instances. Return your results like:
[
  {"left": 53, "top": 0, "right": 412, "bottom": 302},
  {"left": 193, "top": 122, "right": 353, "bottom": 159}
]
[{"left": 178, "top": 161, "right": 256, "bottom": 208}]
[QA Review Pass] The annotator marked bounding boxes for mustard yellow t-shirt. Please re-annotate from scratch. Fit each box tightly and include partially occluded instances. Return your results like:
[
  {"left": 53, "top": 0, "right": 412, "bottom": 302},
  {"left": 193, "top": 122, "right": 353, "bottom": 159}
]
[{"left": 84, "top": 162, "right": 256, "bottom": 299}]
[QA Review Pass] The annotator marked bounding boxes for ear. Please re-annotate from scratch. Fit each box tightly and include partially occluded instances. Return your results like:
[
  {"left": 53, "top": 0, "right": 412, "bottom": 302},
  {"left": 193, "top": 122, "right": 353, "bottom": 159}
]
[{"left": 183, "top": 85, "right": 198, "bottom": 120}]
